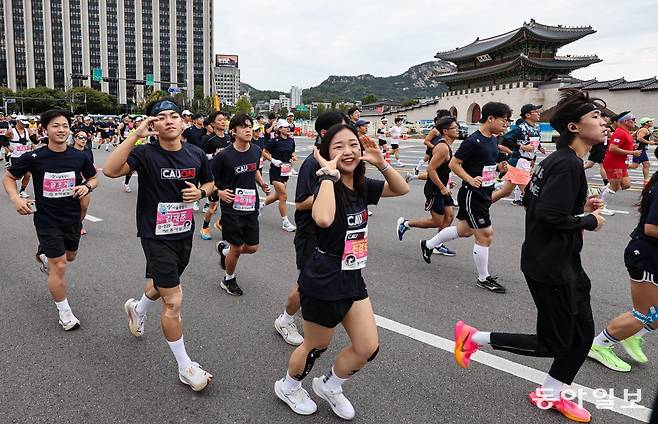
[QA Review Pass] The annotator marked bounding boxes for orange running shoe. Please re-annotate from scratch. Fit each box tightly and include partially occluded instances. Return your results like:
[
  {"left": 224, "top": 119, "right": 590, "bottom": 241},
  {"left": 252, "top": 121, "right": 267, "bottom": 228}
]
[{"left": 454, "top": 320, "right": 479, "bottom": 369}]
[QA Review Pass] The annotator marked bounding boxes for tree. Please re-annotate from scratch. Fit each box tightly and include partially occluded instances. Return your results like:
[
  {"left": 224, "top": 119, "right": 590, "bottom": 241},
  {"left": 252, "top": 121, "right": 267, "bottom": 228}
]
[
  {"left": 16, "top": 87, "right": 67, "bottom": 113},
  {"left": 279, "top": 107, "right": 289, "bottom": 118},
  {"left": 294, "top": 110, "right": 310, "bottom": 120},
  {"left": 235, "top": 96, "right": 253, "bottom": 115},
  {"left": 0, "top": 87, "right": 17, "bottom": 113},
  {"left": 362, "top": 94, "right": 378, "bottom": 104},
  {"left": 316, "top": 104, "right": 327, "bottom": 115},
  {"left": 67, "top": 87, "right": 118, "bottom": 114}
]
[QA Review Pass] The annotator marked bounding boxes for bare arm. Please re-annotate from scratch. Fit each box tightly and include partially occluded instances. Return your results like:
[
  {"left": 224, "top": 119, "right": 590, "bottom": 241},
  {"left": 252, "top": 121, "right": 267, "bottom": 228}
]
[
  {"left": 645, "top": 223, "right": 658, "bottom": 238},
  {"left": 104, "top": 117, "right": 158, "bottom": 177},
  {"left": 3, "top": 171, "right": 31, "bottom": 214},
  {"left": 427, "top": 145, "right": 449, "bottom": 194},
  {"left": 312, "top": 180, "right": 336, "bottom": 228},
  {"left": 608, "top": 144, "right": 639, "bottom": 156},
  {"left": 423, "top": 129, "right": 438, "bottom": 149},
  {"left": 449, "top": 156, "right": 481, "bottom": 187},
  {"left": 296, "top": 195, "right": 314, "bottom": 211}
]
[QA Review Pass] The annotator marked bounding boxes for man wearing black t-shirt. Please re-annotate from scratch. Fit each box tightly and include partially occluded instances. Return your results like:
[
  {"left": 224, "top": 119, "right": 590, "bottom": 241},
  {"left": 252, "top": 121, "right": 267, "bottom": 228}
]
[
  {"left": 0, "top": 112, "right": 12, "bottom": 167},
  {"left": 103, "top": 97, "right": 215, "bottom": 391},
  {"left": 421, "top": 102, "right": 511, "bottom": 293},
  {"left": 78, "top": 116, "right": 97, "bottom": 150},
  {"left": 213, "top": 114, "right": 270, "bottom": 296},
  {"left": 3, "top": 109, "right": 97, "bottom": 331},
  {"left": 274, "top": 111, "right": 347, "bottom": 345},
  {"left": 182, "top": 113, "right": 207, "bottom": 149}
]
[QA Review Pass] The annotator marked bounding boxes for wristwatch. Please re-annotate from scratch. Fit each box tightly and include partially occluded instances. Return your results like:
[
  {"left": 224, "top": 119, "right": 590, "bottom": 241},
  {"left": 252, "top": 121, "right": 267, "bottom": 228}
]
[{"left": 84, "top": 182, "right": 93, "bottom": 193}]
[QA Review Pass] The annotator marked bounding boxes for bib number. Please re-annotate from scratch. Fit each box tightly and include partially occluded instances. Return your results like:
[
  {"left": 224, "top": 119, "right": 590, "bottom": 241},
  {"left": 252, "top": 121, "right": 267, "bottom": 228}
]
[
  {"left": 43, "top": 171, "right": 76, "bottom": 198},
  {"left": 625, "top": 154, "right": 634, "bottom": 165},
  {"left": 233, "top": 188, "right": 257, "bottom": 212},
  {"left": 342, "top": 227, "right": 368, "bottom": 271},
  {"left": 155, "top": 202, "right": 194, "bottom": 235},
  {"left": 529, "top": 137, "right": 540, "bottom": 149},
  {"left": 481, "top": 165, "right": 497, "bottom": 187},
  {"left": 280, "top": 163, "right": 293, "bottom": 177},
  {"left": 259, "top": 157, "right": 264, "bottom": 169}
]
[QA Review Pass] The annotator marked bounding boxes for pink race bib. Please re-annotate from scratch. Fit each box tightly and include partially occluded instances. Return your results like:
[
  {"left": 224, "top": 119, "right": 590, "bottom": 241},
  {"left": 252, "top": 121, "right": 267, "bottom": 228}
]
[
  {"left": 342, "top": 227, "right": 368, "bottom": 271},
  {"left": 155, "top": 202, "right": 194, "bottom": 235},
  {"left": 42, "top": 171, "right": 75, "bottom": 198},
  {"left": 280, "top": 163, "right": 293, "bottom": 177},
  {"left": 233, "top": 188, "right": 257, "bottom": 212},
  {"left": 481, "top": 165, "right": 496, "bottom": 187}
]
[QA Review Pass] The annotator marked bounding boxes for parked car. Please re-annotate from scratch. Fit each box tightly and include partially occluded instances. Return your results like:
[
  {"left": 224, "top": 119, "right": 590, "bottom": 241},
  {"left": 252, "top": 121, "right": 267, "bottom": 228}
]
[
  {"left": 457, "top": 121, "right": 469, "bottom": 140},
  {"left": 420, "top": 123, "right": 434, "bottom": 135}
]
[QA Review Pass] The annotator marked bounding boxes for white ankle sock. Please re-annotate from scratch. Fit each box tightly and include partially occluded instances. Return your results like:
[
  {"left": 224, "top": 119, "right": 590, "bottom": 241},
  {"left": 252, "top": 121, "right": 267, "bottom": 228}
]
[
  {"left": 592, "top": 328, "right": 619, "bottom": 346},
  {"left": 167, "top": 336, "right": 192, "bottom": 371},
  {"left": 542, "top": 375, "right": 564, "bottom": 401},
  {"left": 283, "top": 372, "right": 302, "bottom": 391},
  {"left": 323, "top": 367, "right": 348, "bottom": 391},
  {"left": 426, "top": 226, "right": 459, "bottom": 249},
  {"left": 471, "top": 331, "right": 491, "bottom": 346},
  {"left": 600, "top": 187, "right": 616, "bottom": 207},
  {"left": 416, "top": 159, "right": 425, "bottom": 169},
  {"left": 513, "top": 186, "right": 521, "bottom": 202},
  {"left": 633, "top": 325, "right": 654, "bottom": 338},
  {"left": 55, "top": 298, "right": 70, "bottom": 313},
  {"left": 222, "top": 246, "right": 230, "bottom": 256},
  {"left": 282, "top": 310, "right": 295, "bottom": 323},
  {"left": 473, "top": 244, "right": 490, "bottom": 281},
  {"left": 135, "top": 293, "right": 156, "bottom": 316},
  {"left": 225, "top": 272, "right": 235, "bottom": 280}
]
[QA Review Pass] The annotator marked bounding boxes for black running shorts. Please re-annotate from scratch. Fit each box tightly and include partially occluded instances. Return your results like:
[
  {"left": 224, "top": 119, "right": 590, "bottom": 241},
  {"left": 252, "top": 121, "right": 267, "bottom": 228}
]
[
  {"left": 294, "top": 229, "right": 317, "bottom": 271},
  {"left": 456, "top": 187, "right": 492, "bottom": 229},
  {"left": 424, "top": 192, "right": 454, "bottom": 215},
  {"left": 378, "top": 139, "right": 387, "bottom": 146},
  {"left": 391, "top": 143, "right": 399, "bottom": 150},
  {"left": 221, "top": 211, "right": 259, "bottom": 247},
  {"left": 300, "top": 291, "right": 368, "bottom": 328},
  {"left": 36, "top": 222, "right": 82, "bottom": 258},
  {"left": 140, "top": 236, "right": 192, "bottom": 288},
  {"left": 587, "top": 144, "right": 605, "bottom": 164}
]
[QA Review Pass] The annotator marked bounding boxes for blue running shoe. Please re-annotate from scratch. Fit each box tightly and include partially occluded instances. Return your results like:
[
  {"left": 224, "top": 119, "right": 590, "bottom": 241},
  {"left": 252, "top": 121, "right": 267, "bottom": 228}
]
[
  {"left": 396, "top": 217, "right": 409, "bottom": 241},
  {"left": 434, "top": 244, "right": 456, "bottom": 257}
]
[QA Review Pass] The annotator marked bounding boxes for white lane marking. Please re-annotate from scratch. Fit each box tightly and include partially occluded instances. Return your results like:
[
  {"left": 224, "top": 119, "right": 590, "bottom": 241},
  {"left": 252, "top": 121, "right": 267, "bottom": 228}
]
[
  {"left": 84, "top": 214, "right": 102, "bottom": 222},
  {"left": 374, "top": 314, "right": 652, "bottom": 423}
]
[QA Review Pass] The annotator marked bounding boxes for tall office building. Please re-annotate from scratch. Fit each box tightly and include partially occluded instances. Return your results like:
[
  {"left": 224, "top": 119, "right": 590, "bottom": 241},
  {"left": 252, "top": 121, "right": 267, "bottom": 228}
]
[
  {"left": 0, "top": 0, "right": 213, "bottom": 104},
  {"left": 290, "top": 85, "right": 301, "bottom": 107},
  {"left": 213, "top": 54, "right": 239, "bottom": 106}
]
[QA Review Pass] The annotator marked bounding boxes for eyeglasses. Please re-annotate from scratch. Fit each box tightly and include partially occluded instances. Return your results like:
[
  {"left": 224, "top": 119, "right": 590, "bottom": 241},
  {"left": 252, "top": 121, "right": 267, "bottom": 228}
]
[{"left": 76, "top": 135, "right": 87, "bottom": 140}]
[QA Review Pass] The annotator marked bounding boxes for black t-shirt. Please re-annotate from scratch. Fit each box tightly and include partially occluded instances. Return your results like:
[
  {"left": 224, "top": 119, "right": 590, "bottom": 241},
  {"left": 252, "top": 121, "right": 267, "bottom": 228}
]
[
  {"left": 625, "top": 184, "right": 658, "bottom": 274},
  {"left": 211, "top": 143, "right": 262, "bottom": 215},
  {"left": 294, "top": 154, "right": 321, "bottom": 233},
  {"left": 0, "top": 121, "right": 11, "bottom": 146},
  {"left": 79, "top": 124, "right": 97, "bottom": 137},
  {"left": 8, "top": 145, "right": 96, "bottom": 229},
  {"left": 299, "top": 178, "right": 385, "bottom": 300},
  {"left": 97, "top": 121, "right": 109, "bottom": 133},
  {"left": 75, "top": 146, "right": 94, "bottom": 165},
  {"left": 182, "top": 125, "right": 207, "bottom": 149},
  {"left": 264, "top": 122, "right": 276, "bottom": 140},
  {"left": 521, "top": 147, "right": 598, "bottom": 285},
  {"left": 453, "top": 130, "right": 499, "bottom": 200},
  {"left": 201, "top": 132, "right": 231, "bottom": 156},
  {"left": 127, "top": 141, "right": 212, "bottom": 240},
  {"left": 264, "top": 136, "right": 295, "bottom": 163}
]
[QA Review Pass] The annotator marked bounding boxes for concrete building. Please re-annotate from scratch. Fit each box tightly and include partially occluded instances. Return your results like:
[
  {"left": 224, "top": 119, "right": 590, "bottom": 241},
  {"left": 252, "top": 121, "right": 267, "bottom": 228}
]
[
  {"left": 0, "top": 0, "right": 212, "bottom": 104},
  {"left": 214, "top": 54, "right": 240, "bottom": 106},
  {"left": 290, "top": 86, "right": 301, "bottom": 107},
  {"left": 279, "top": 95, "right": 291, "bottom": 110}
]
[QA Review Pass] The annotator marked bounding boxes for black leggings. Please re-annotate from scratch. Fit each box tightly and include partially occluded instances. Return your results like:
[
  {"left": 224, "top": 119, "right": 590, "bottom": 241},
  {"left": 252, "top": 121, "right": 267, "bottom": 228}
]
[
  {"left": 125, "top": 173, "right": 132, "bottom": 184},
  {"left": 490, "top": 275, "right": 594, "bottom": 384}
]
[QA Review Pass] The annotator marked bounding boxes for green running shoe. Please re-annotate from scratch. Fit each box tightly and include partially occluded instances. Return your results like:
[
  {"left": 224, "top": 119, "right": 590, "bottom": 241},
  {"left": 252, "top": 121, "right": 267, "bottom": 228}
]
[
  {"left": 621, "top": 335, "right": 648, "bottom": 364},
  {"left": 588, "top": 345, "right": 631, "bottom": 372}
]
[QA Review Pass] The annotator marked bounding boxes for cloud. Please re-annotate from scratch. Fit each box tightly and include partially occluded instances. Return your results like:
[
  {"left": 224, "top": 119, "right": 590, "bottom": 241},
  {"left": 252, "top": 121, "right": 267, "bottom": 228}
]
[{"left": 214, "top": 1, "right": 658, "bottom": 92}]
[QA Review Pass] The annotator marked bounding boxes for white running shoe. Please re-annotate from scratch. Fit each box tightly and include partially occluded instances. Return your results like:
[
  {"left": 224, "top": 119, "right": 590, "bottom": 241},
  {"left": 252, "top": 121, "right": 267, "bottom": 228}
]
[
  {"left": 395, "top": 161, "right": 404, "bottom": 167},
  {"left": 274, "top": 379, "right": 317, "bottom": 415},
  {"left": 192, "top": 201, "right": 200, "bottom": 212},
  {"left": 274, "top": 315, "right": 304, "bottom": 346},
  {"left": 19, "top": 190, "right": 29, "bottom": 198},
  {"left": 282, "top": 220, "right": 296, "bottom": 232},
  {"left": 123, "top": 298, "right": 146, "bottom": 337},
  {"left": 404, "top": 172, "right": 413, "bottom": 183},
  {"left": 124, "top": 184, "right": 132, "bottom": 193},
  {"left": 600, "top": 208, "right": 615, "bottom": 216},
  {"left": 58, "top": 309, "right": 80, "bottom": 331},
  {"left": 312, "top": 376, "right": 355, "bottom": 420},
  {"left": 36, "top": 253, "right": 49, "bottom": 275},
  {"left": 179, "top": 362, "right": 213, "bottom": 392}
]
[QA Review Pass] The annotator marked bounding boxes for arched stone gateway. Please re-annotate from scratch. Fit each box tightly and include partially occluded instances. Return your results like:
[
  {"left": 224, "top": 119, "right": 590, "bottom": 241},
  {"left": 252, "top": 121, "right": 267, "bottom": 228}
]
[
  {"left": 467, "top": 103, "right": 481, "bottom": 124},
  {"left": 449, "top": 106, "right": 458, "bottom": 120}
]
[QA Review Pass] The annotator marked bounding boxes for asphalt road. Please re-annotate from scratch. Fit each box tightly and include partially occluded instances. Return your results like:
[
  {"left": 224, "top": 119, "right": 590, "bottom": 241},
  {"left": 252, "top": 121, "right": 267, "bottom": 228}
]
[{"left": 1, "top": 137, "right": 656, "bottom": 423}]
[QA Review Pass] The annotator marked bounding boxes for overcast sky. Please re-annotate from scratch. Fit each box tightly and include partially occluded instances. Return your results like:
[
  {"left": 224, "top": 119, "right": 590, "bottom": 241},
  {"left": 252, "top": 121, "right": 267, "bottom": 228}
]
[{"left": 214, "top": 0, "right": 658, "bottom": 92}]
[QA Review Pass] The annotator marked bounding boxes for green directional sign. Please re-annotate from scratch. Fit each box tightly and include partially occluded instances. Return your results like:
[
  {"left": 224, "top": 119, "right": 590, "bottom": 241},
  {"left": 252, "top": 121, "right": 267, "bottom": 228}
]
[
  {"left": 295, "top": 105, "right": 308, "bottom": 112},
  {"left": 146, "top": 73, "right": 154, "bottom": 86},
  {"left": 92, "top": 67, "right": 103, "bottom": 82}
]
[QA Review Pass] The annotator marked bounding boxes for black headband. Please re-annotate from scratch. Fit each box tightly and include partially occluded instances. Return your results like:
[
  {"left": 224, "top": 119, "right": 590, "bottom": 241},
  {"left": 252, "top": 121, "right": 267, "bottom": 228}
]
[
  {"left": 552, "top": 102, "right": 599, "bottom": 132},
  {"left": 149, "top": 100, "right": 181, "bottom": 117}
]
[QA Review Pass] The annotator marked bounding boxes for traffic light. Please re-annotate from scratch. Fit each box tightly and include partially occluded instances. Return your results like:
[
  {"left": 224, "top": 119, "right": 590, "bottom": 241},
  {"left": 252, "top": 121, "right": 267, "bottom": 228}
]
[
  {"left": 103, "top": 77, "right": 119, "bottom": 83},
  {"left": 133, "top": 79, "right": 146, "bottom": 85}
]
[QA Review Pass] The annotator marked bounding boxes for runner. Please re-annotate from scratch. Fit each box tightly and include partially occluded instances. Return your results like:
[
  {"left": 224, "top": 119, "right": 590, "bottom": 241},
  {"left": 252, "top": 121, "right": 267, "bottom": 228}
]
[
  {"left": 583, "top": 112, "right": 611, "bottom": 186},
  {"left": 182, "top": 112, "right": 207, "bottom": 149},
  {"left": 212, "top": 113, "right": 270, "bottom": 296},
  {"left": 182, "top": 109, "right": 193, "bottom": 128},
  {"left": 71, "top": 129, "right": 95, "bottom": 235},
  {"left": 629, "top": 117, "right": 655, "bottom": 184},
  {"left": 453, "top": 90, "right": 607, "bottom": 423},
  {"left": 103, "top": 97, "right": 214, "bottom": 391},
  {"left": 287, "top": 111, "right": 296, "bottom": 133},
  {"left": 347, "top": 106, "right": 360, "bottom": 128},
  {"left": 262, "top": 119, "right": 297, "bottom": 232},
  {"left": 588, "top": 149, "right": 658, "bottom": 372},
  {"left": 600, "top": 111, "right": 641, "bottom": 215},
  {"left": 264, "top": 113, "right": 278, "bottom": 141},
  {"left": 199, "top": 110, "right": 231, "bottom": 240},
  {"left": 78, "top": 116, "right": 97, "bottom": 149},
  {"left": 116, "top": 115, "right": 133, "bottom": 146},
  {"left": 0, "top": 111, "right": 11, "bottom": 167},
  {"left": 397, "top": 117, "right": 458, "bottom": 257},
  {"left": 389, "top": 117, "right": 405, "bottom": 167},
  {"left": 376, "top": 117, "right": 389, "bottom": 153},
  {"left": 97, "top": 117, "right": 114, "bottom": 151},
  {"left": 413, "top": 109, "right": 452, "bottom": 175},
  {"left": 492, "top": 104, "right": 546, "bottom": 205},
  {"left": 3, "top": 109, "right": 97, "bottom": 330},
  {"left": 420, "top": 102, "right": 511, "bottom": 293},
  {"left": 274, "top": 111, "right": 348, "bottom": 346},
  {"left": 7, "top": 114, "right": 37, "bottom": 198},
  {"left": 274, "top": 123, "right": 408, "bottom": 419}
]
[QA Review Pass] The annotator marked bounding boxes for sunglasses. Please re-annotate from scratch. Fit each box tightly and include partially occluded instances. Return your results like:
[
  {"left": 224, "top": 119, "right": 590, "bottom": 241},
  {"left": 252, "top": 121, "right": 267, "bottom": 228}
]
[{"left": 76, "top": 135, "right": 87, "bottom": 140}]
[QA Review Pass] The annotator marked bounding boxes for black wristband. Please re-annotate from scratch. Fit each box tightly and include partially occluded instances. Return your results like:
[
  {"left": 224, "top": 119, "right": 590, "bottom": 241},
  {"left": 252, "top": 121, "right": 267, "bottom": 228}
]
[
  {"left": 199, "top": 189, "right": 207, "bottom": 199},
  {"left": 84, "top": 183, "right": 93, "bottom": 193},
  {"left": 318, "top": 175, "right": 336, "bottom": 183}
]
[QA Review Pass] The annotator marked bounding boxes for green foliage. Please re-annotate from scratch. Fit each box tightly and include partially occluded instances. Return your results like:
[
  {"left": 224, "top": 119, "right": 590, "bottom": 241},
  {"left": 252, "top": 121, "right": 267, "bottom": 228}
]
[
  {"left": 316, "top": 104, "right": 327, "bottom": 115},
  {"left": 362, "top": 94, "right": 378, "bottom": 104},
  {"left": 68, "top": 87, "right": 118, "bottom": 114},
  {"left": 16, "top": 87, "right": 67, "bottom": 113},
  {"left": 235, "top": 96, "right": 253, "bottom": 114},
  {"left": 402, "top": 99, "right": 420, "bottom": 107}
]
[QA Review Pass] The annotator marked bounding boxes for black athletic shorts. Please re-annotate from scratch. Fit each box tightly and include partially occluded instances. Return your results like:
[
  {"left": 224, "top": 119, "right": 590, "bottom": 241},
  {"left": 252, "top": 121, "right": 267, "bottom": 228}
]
[
  {"left": 424, "top": 189, "right": 454, "bottom": 215},
  {"left": 456, "top": 186, "right": 492, "bottom": 229},
  {"left": 624, "top": 239, "right": 658, "bottom": 286},
  {"left": 425, "top": 148, "right": 433, "bottom": 157},
  {"left": 391, "top": 143, "right": 399, "bottom": 150},
  {"left": 269, "top": 166, "right": 289, "bottom": 184},
  {"left": 588, "top": 144, "right": 605, "bottom": 164},
  {"left": 378, "top": 139, "right": 387, "bottom": 146},
  {"left": 221, "top": 211, "right": 259, "bottom": 246},
  {"left": 36, "top": 222, "right": 82, "bottom": 258},
  {"left": 294, "top": 229, "right": 317, "bottom": 271},
  {"left": 300, "top": 291, "right": 368, "bottom": 328},
  {"left": 140, "top": 236, "right": 192, "bottom": 288}
]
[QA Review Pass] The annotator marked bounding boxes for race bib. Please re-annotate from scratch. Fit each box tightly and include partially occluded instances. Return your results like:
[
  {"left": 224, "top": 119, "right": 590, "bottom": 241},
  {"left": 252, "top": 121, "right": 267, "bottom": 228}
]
[
  {"left": 42, "top": 171, "right": 76, "bottom": 198},
  {"left": 529, "top": 137, "right": 540, "bottom": 149},
  {"left": 625, "top": 154, "right": 633, "bottom": 165},
  {"left": 481, "top": 165, "right": 497, "bottom": 187},
  {"left": 259, "top": 157, "right": 264, "bottom": 169},
  {"left": 280, "top": 162, "right": 293, "bottom": 177},
  {"left": 233, "top": 188, "right": 257, "bottom": 212},
  {"left": 10, "top": 143, "right": 30, "bottom": 157},
  {"left": 342, "top": 226, "right": 368, "bottom": 271},
  {"left": 155, "top": 202, "right": 194, "bottom": 235}
]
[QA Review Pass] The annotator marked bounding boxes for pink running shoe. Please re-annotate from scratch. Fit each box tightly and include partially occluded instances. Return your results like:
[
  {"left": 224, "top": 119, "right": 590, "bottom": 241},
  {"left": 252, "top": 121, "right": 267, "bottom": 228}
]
[
  {"left": 529, "top": 387, "right": 591, "bottom": 423},
  {"left": 454, "top": 320, "right": 479, "bottom": 369}
]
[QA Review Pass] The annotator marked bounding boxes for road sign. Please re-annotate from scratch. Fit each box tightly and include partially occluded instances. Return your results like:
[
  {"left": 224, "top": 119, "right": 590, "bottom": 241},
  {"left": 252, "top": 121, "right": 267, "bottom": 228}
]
[
  {"left": 295, "top": 105, "right": 308, "bottom": 112},
  {"left": 167, "top": 86, "right": 181, "bottom": 94},
  {"left": 6, "top": 98, "right": 16, "bottom": 104},
  {"left": 92, "top": 67, "right": 103, "bottom": 82},
  {"left": 146, "top": 74, "right": 154, "bottom": 86}
]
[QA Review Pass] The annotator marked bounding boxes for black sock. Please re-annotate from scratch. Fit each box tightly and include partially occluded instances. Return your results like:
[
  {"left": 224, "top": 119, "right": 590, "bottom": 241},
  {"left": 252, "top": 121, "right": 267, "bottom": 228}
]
[
  {"left": 124, "top": 175, "right": 131, "bottom": 184},
  {"left": 20, "top": 185, "right": 26, "bottom": 192},
  {"left": 203, "top": 220, "right": 210, "bottom": 229},
  {"left": 603, "top": 178, "right": 609, "bottom": 186}
]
